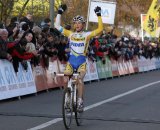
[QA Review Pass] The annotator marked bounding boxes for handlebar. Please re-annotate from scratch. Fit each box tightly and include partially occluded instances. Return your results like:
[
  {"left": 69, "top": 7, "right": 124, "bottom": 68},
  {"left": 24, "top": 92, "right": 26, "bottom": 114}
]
[{"left": 54, "top": 72, "right": 79, "bottom": 76}]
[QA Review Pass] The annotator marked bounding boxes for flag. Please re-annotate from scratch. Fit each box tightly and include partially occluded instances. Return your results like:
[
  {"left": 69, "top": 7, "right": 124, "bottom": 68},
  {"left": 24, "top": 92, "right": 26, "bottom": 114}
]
[{"left": 143, "top": 0, "right": 160, "bottom": 37}]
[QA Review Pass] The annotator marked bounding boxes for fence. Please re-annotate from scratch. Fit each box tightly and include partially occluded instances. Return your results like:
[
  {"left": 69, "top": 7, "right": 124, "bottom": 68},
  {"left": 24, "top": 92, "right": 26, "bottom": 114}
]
[{"left": 0, "top": 56, "right": 160, "bottom": 100}]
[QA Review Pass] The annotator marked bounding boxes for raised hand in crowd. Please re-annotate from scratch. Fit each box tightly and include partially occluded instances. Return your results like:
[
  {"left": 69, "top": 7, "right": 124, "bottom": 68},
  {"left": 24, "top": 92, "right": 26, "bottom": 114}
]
[
  {"left": 32, "top": 50, "right": 39, "bottom": 56},
  {"left": 6, "top": 53, "right": 12, "bottom": 61}
]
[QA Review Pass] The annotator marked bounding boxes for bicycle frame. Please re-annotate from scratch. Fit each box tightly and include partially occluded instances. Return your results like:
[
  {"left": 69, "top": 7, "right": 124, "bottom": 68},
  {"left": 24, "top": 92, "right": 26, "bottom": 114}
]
[
  {"left": 56, "top": 73, "right": 79, "bottom": 104},
  {"left": 54, "top": 72, "right": 82, "bottom": 129}
]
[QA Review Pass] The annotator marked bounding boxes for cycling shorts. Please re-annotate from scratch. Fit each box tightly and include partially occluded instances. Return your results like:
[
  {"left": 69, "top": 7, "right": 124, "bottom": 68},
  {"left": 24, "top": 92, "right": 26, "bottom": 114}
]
[{"left": 64, "top": 55, "right": 87, "bottom": 75}]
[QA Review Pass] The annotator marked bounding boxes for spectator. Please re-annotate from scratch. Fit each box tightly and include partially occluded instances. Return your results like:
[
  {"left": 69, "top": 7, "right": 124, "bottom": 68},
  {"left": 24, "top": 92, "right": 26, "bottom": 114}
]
[
  {"left": 32, "top": 26, "right": 42, "bottom": 38},
  {"left": 41, "top": 18, "right": 51, "bottom": 29},
  {"left": 0, "top": 29, "right": 12, "bottom": 61},
  {"left": 7, "top": 38, "right": 37, "bottom": 73},
  {"left": 6, "top": 17, "right": 19, "bottom": 41},
  {"left": 20, "top": 12, "right": 34, "bottom": 29},
  {"left": 57, "top": 35, "right": 69, "bottom": 63},
  {"left": 23, "top": 32, "right": 36, "bottom": 52},
  {"left": 17, "top": 22, "right": 29, "bottom": 40},
  {"left": 92, "top": 36, "right": 108, "bottom": 64},
  {"left": 41, "top": 33, "right": 58, "bottom": 69},
  {"left": 32, "top": 26, "right": 42, "bottom": 49},
  {"left": 0, "top": 29, "right": 8, "bottom": 41},
  {"left": 36, "top": 32, "right": 46, "bottom": 47},
  {"left": 22, "top": 31, "right": 40, "bottom": 67}
]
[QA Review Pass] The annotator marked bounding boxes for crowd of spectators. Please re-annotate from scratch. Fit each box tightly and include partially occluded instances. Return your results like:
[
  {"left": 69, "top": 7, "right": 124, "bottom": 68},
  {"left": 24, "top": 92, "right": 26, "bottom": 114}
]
[
  {"left": 89, "top": 29, "right": 160, "bottom": 64},
  {"left": 0, "top": 13, "right": 160, "bottom": 73},
  {"left": 0, "top": 13, "right": 69, "bottom": 73}
]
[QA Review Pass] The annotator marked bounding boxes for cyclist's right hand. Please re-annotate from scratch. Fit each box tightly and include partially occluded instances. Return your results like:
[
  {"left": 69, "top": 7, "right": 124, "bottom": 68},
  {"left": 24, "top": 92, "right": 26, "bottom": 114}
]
[
  {"left": 94, "top": 6, "right": 101, "bottom": 16},
  {"left": 58, "top": 4, "right": 67, "bottom": 14}
]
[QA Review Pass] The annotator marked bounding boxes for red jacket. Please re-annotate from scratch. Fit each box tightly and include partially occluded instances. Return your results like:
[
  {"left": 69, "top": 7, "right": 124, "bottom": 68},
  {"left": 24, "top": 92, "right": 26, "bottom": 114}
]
[
  {"left": 7, "top": 42, "right": 34, "bottom": 60},
  {"left": 94, "top": 39, "right": 104, "bottom": 57}
]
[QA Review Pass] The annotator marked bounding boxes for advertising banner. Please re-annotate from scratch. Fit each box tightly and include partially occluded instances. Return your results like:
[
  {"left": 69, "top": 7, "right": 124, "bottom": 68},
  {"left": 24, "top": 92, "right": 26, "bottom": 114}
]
[
  {"left": 87, "top": 58, "right": 99, "bottom": 81},
  {"left": 84, "top": 59, "right": 92, "bottom": 82},
  {"left": 155, "top": 58, "right": 160, "bottom": 69},
  {"left": 89, "top": 0, "right": 116, "bottom": 24},
  {"left": 110, "top": 58, "right": 119, "bottom": 77},
  {"left": 96, "top": 58, "right": 107, "bottom": 79},
  {"left": 33, "top": 65, "right": 48, "bottom": 91},
  {"left": 105, "top": 56, "right": 112, "bottom": 78},
  {"left": 131, "top": 57, "right": 139, "bottom": 72},
  {"left": 46, "top": 61, "right": 60, "bottom": 89},
  {"left": 0, "top": 60, "right": 36, "bottom": 100}
]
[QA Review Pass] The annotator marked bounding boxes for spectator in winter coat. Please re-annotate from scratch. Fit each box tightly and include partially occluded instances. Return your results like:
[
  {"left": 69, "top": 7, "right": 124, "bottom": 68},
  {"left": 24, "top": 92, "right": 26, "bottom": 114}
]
[
  {"left": 7, "top": 38, "right": 37, "bottom": 72},
  {"left": 0, "top": 29, "right": 12, "bottom": 61},
  {"left": 92, "top": 37, "right": 108, "bottom": 64}
]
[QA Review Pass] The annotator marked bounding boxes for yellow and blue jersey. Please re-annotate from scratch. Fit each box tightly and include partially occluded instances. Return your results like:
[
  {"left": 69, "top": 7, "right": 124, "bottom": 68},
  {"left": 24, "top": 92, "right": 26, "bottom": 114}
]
[{"left": 55, "top": 15, "right": 103, "bottom": 71}]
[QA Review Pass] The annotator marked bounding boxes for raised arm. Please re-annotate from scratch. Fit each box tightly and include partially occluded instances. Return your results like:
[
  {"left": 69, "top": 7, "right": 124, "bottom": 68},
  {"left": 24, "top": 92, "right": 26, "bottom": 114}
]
[
  {"left": 54, "top": 4, "right": 72, "bottom": 37},
  {"left": 88, "top": 6, "right": 103, "bottom": 38}
]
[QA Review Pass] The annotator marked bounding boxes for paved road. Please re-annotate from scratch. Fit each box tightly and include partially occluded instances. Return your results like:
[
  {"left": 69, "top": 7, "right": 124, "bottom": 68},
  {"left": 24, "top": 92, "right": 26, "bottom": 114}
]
[{"left": 0, "top": 70, "right": 160, "bottom": 130}]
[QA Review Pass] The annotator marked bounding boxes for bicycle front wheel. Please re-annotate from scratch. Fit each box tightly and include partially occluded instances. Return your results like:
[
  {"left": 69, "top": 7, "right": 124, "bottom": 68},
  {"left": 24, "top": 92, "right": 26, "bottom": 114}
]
[{"left": 62, "top": 88, "right": 73, "bottom": 129}]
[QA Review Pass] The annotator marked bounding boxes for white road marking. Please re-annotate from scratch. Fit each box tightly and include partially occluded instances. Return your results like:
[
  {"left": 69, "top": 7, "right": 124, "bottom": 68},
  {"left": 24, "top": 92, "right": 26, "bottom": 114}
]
[{"left": 28, "top": 80, "right": 160, "bottom": 130}]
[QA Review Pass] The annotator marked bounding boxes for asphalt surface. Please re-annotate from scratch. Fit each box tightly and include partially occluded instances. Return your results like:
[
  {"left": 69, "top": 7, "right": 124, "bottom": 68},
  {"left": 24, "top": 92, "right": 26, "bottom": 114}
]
[{"left": 0, "top": 70, "right": 160, "bottom": 130}]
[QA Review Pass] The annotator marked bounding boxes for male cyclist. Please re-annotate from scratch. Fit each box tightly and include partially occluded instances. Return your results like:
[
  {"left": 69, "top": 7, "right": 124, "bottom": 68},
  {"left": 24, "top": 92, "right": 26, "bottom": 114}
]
[{"left": 54, "top": 4, "right": 103, "bottom": 111}]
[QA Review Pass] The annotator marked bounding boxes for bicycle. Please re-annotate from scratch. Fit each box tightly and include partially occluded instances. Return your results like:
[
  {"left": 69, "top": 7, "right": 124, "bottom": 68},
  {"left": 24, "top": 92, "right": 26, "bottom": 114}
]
[{"left": 54, "top": 71, "right": 83, "bottom": 129}]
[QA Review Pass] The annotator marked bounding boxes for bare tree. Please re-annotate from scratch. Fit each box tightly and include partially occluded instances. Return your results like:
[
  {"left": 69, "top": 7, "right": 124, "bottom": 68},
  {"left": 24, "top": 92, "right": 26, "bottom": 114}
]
[
  {"left": 116, "top": 0, "right": 152, "bottom": 27},
  {"left": 0, "top": 0, "right": 15, "bottom": 24},
  {"left": 18, "top": 0, "right": 30, "bottom": 19},
  {"left": 0, "top": 0, "right": 31, "bottom": 24}
]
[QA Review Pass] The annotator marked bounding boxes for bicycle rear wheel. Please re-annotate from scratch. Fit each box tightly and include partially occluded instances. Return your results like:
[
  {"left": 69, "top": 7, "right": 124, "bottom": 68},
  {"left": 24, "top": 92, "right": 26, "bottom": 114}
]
[
  {"left": 62, "top": 88, "right": 73, "bottom": 129},
  {"left": 75, "top": 89, "right": 83, "bottom": 126}
]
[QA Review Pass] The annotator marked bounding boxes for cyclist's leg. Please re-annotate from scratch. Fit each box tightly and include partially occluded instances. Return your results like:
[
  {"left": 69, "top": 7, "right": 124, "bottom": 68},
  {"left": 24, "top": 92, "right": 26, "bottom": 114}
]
[
  {"left": 77, "top": 62, "right": 86, "bottom": 111},
  {"left": 63, "top": 62, "right": 73, "bottom": 88},
  {"left": 63, "top": 62, "right": 74, "bottom": 113},
  {"left": 77, "top": 62, "right": 86, "bottom": 98}
]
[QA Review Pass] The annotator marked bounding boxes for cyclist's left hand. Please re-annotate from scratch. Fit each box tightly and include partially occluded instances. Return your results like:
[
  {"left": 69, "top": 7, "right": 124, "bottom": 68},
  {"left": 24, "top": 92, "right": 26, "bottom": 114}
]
[{"left": 94, "top": 6, "right": 101, "bottom": 16}]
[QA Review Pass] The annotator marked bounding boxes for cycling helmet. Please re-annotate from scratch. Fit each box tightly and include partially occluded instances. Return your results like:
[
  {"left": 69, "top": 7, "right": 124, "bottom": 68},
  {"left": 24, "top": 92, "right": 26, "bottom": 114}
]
[{"left": 73, "top": 15, "right": 86, "bottom": 23}]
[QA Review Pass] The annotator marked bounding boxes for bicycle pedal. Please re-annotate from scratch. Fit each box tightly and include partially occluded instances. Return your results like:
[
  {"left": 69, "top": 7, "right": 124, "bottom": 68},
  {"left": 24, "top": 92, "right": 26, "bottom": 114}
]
[
  {"left": 77, "top": 105, "right": 84, "bottom": 112},
  {"left": 77, "top": 107, "right": 84, "bottom": 113},
  {"left": 66, "top": 108, "right": 71, "bottom": 112}
]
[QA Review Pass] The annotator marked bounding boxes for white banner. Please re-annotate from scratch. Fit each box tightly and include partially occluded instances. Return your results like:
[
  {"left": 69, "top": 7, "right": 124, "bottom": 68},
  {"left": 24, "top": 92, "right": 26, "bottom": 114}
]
[
  {"left": 89, "top": 0, "right": 116, "bottom": 24},
  {"left": 0, "top": 60, "right": 36, "bottom": 100}
]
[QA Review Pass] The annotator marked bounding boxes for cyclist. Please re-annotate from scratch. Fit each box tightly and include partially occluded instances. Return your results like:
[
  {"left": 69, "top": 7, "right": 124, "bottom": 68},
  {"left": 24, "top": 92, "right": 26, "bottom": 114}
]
[{"left": 54, "top": 4, "right": 103, "bottom": 111}]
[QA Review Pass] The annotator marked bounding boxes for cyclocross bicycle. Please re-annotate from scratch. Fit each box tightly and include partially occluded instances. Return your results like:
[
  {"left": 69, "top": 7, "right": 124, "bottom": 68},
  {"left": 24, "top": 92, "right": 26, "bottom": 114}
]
[{"left": 54, "top": 72, "right": 83, "bottom": 129}]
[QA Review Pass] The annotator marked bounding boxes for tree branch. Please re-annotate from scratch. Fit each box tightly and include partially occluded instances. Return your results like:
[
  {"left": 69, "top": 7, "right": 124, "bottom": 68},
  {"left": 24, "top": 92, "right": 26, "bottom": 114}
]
[{"left": 18, "top": 0, "right": 30, "bottom": 18}]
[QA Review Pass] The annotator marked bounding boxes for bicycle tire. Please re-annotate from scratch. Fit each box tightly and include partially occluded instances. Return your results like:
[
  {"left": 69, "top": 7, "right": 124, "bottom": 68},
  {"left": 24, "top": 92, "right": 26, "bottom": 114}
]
[
  {"left": 62, "top": 88, "right": 73, "bottom": 129},
  {"left": 75, "top": 88, "right": 83, "bottom": 126}
]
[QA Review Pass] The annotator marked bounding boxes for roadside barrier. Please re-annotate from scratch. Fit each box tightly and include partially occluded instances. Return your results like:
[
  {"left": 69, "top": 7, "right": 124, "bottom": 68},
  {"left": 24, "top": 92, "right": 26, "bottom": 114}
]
[{"left": 0, "top": 56, "right": 160, "bottom": 100}]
